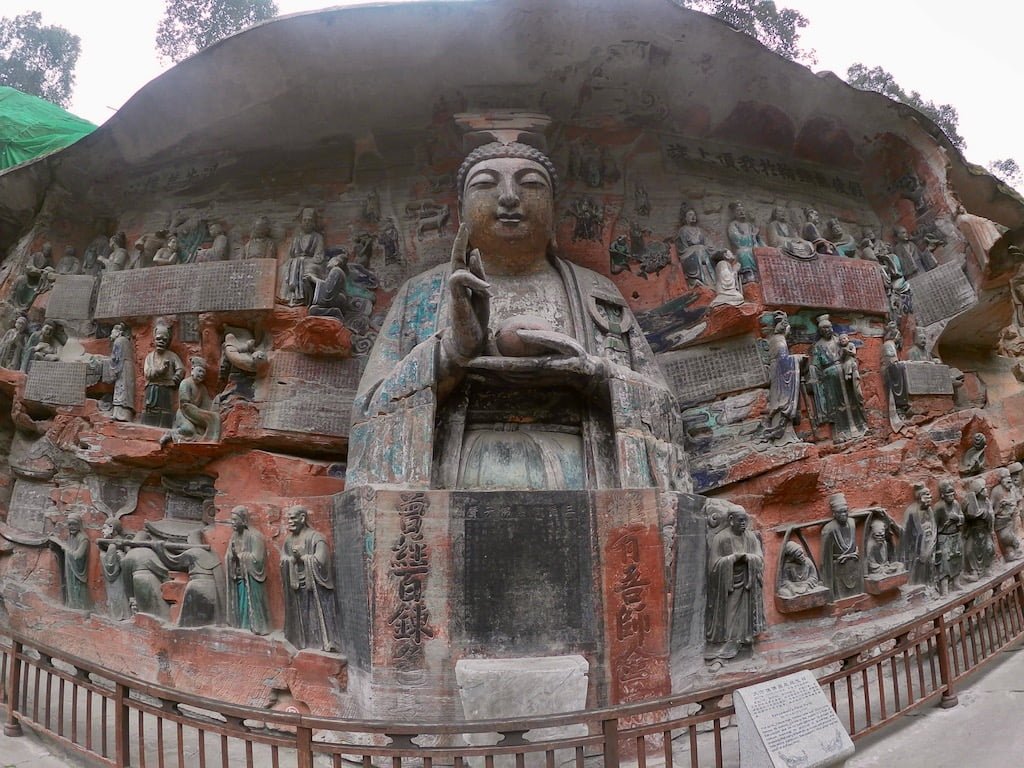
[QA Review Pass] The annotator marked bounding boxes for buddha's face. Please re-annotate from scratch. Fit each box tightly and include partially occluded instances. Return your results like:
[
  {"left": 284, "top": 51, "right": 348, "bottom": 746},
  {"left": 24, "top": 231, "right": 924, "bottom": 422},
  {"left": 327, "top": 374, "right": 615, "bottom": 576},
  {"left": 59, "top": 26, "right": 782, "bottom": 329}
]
[
  {"left": 729, "top": 511, "right": 748, "bottom": 534},
  {"left": 462, "top": 157, "right": 554, "bottom": 256},
  {"left": 973, "top": 434, "right": 986, "bottom": 449}
]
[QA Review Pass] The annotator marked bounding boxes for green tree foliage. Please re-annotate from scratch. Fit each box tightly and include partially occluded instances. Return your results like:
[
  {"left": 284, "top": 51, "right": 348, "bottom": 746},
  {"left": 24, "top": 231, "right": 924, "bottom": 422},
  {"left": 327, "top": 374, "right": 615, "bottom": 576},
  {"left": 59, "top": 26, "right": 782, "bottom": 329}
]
[
  {"left": 987, "top": 158, "right": 1023, "bottom": 189},
  {"left": 156, "top": 0, "right": 279, "bottom": 63},
  {"left": 673, "top": 0, "right": 814, "bottom": 62},
  {"left": 0, "top": 12, "right": 81, "bottom": 108},
  {"left": 846, "top": 63, "right": 966, "bottom": 150}
]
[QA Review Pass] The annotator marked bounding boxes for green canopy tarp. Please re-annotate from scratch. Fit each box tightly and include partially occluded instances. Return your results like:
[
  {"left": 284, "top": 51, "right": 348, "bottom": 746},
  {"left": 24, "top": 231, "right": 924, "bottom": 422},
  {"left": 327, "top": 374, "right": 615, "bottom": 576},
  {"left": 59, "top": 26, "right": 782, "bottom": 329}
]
[{"left": 0, "top": 86, "right": 96, "bottom": 171}]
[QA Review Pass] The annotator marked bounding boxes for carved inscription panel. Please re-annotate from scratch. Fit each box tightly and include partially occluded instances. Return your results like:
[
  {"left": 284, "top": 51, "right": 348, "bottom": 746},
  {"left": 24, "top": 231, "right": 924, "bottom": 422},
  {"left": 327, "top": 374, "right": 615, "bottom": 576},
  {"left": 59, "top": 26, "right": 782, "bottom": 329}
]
[
  {"left": 904, "top": 362, "right": 954, "bottom": 395},
  {"left": 45, "top": 275, "right": 96, "bottom": 321},
  {"left": 94, "top": 260, "right": 277, "bottom": 319},
  {"left": 909, "top": 259, "right": 975, "bottom": 326},
  {"left": 7, "top": 479, "right": 56, "bottom": 534},
  {"left": 260, "top": 352, "right": 361, "bottom": 438},
  {"left": 758, "top": 251, "right": 889, "bottom": 314},
  {"left": 657, "top": 336, "right": 767, "bottom": 405},
  {"left": 24, "top": 361, "right": 89, "bottom": 405}
]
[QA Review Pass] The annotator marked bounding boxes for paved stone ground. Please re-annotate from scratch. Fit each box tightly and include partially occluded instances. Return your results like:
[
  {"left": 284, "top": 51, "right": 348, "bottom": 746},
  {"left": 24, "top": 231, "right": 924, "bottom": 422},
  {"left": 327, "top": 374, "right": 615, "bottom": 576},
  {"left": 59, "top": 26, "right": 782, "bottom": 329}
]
[{"left": 0, "top": 729, "right": 80, "bottom": 768}]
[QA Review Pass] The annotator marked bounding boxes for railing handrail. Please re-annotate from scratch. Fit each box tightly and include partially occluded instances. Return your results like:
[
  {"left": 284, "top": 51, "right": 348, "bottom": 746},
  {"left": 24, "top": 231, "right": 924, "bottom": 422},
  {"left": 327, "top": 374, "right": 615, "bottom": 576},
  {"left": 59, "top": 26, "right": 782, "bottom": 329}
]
[{"left": 3, "top": 557, "right": 1022, "bottom": 736}]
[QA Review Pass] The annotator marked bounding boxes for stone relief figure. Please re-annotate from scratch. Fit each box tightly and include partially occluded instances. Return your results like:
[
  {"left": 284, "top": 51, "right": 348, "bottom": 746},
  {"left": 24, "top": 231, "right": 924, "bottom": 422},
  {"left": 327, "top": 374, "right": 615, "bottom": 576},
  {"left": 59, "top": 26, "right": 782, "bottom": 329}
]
[
  {"left": 820, "top": 493, "right": 863, "bottom": 600},
  {"left": 131, "top": 230, "right": 168, "bottom": 269},
  {"left": 961, "top": 477, "right": 995, "bottom": 581},
  {"left": 634, "top": 182, "right": 650, "bottom": 217},
  {"left": 825, "top": 218, "right": 857, "bottom": 258},
  {"left": 959, "top": 432, "right": 987, "bottom": 476},
  {"left": 676, "top": 206, "right": 715, "bottom": 287},
  {"left": 225, "top": 506, "right": 270, "bottom": 635},
  {"left": 857, "top": 228, "right": 881, "bottom": 262},
  {"left": 898, "top": 483, "right": 937, "bottom": 585},
  {"left": 142, "top": 320, "right": 184, "bottom": 428},
  {"left": 881, "top": 321, "right": 909, "bottom": 424},
  {"left": 726, "top": 200, "right": 761, "bottom": 282},
  {"left": 811, "top": 316, "right": 867, "bottom": 442},
  {"left": 120, "top": 532, "right": 171, "bottom": 618},
  {"left": 157, "top": 525, "right": 226, "bottom": 627},
  {"left": 193, "top": 222, "right": 228, "bottom": 262},
  {"left": 764, "top": 205, "right": 815, "bottom": 260},
  {"left": 568, "top": 196, "right": 603, "bottom": 242},
  {"left": 23, "top": 320, "right": 64, "bottom": 372},
  {"left": 989, "top": 467, "right": 1022, "bottom": 561},
  {"left": 709, "top": 249, "right": 745, "bottom": 306},
  {"left": 802, "top": 208, "right": 838, "bottom": 256},
  {"left": 379, "top": 217, "right": 401, "bottom": 265},
  {"left": 704, "top": 504, "right": 765, "bottom": 662},
  {"left": 242, "top": 216, "right": 276, "bottom": 260},
  {"left": 865, "top": 517, "right": 904, "bottom": 577},
  {"left": 1010, "top": 462, "right": 1024, "bottom": 519},
  {"left": 281, "top": 506, "right": 340, "bottom": 652},
  {"left": 97, "top": 232, "right": 129, "bottom": 272},
  {"left": 281, "top": 207, "right": 326, "bottom": 306},
  {"left": 11, "top": 263, "right": 55, "bottom": 310},
  {"left": 56, "top": 245, "right": 81, "bottom": 275},
  {"left": 215, "top": 328, "right": 268, "bottom": 404},
  {"left": 892, "top": 225, "right": 936, "bottom": 278},
  {"left": 906, "top": 328, "right": 935, "bottom": 362},
  {"left": 30, "top": 241, "right": 53, "bottom": 269},
  {"left": 348, "top": 134, "right": 686, "bottom": 491},
  {"left": 777, "top": 540, "right": 822, "bottom": 598},
  {"left": 98, "top": 518, "right": 132, "bottom": 620},
  {"left": 763, "top": 311, "right": 805, "bottom": 445},
  {"left": 102, "top": 323, "right": 136, "bottom": 422},
  {"left": 0, "top": 315, "right": 29, "bottom": 370},
  {"left": 933, "top": 479, "right": 964, "bottom": 595},
  {"left": 162, "top": 357, "right": 221, "bottom": 444},
  {"left": 609, "top": 235, "right": 630, "bottom": 276},
  {"left": 363, "top": 188, "right": 381, "bottom": 223},
  {"left": 47, "top": 513, "right": 91, "bottom": 610},
  {"left": 151, "top": 234, "right": 181, "bottom": 267}
]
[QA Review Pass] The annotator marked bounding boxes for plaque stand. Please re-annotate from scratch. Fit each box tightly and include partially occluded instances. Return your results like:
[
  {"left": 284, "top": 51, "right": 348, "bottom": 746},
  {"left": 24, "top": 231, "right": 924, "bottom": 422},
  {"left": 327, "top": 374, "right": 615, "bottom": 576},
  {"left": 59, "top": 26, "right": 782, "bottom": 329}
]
[{"left": 333, "top": 487, "right": 687, "bottom": 718}]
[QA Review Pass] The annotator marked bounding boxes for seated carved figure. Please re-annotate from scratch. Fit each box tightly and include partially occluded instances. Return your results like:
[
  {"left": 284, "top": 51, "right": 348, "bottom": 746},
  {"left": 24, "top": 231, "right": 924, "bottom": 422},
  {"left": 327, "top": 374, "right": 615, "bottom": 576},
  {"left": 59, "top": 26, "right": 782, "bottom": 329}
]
[
  {"left": 777, "top": 540, "right": 821, "bottom": 597},
  {"left": 348, "top": 134, "right": 687, "bottom": 491}
]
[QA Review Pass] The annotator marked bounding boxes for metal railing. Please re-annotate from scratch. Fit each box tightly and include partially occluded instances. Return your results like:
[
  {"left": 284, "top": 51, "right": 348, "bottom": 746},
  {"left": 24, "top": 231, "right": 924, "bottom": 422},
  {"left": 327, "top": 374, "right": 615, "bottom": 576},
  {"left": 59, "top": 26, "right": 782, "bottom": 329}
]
[{"left": 3, "top": 561, "right": 1023, "bottom": 768}]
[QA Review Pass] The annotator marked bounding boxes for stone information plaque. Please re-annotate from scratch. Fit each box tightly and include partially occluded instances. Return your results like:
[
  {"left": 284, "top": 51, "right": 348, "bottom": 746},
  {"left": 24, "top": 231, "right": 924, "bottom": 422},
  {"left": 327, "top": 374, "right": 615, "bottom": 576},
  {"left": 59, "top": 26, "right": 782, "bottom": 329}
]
[
  {"left": 909, "top": 260, "right": 975, "bottom": 326},
  {"left": 94, "top": 260, "right": 277, "bottom": 319},
  {"left": 904, "top": 362, "right": 954, "bottom": 396},
  {"left": 260, "top": 352, "right": 361, "bottom": 438},
  {"left": 165, "top": 493, "right": 204, "bottom": 521},
  {"left": 45, "top": 275, "right": 96, "bottom": 321},
  {"left": 735, "top": 670, "right": 854, "bottom": 768},
  {"left": 7, "top": 479, "right": 56, "bottom": 534},
  {"left": 455, "top": 491, "right": 593, "bottom": 648},
  {"left": 24, "top": 361, "right": 89, "bottom": 405},
  {"left": 657, "top": 336, "right": 768, "bottom": 405},
  {"left": 758, "top": 251, "right": 889, "bottom": 315}
]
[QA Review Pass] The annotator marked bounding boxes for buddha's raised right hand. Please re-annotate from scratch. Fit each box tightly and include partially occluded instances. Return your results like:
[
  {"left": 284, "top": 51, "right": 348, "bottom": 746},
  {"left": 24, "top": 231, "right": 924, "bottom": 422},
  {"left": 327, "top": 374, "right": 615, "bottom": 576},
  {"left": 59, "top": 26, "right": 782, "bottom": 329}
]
[{"left": 444, "top": 223, "right": 490, "bottom": 364}]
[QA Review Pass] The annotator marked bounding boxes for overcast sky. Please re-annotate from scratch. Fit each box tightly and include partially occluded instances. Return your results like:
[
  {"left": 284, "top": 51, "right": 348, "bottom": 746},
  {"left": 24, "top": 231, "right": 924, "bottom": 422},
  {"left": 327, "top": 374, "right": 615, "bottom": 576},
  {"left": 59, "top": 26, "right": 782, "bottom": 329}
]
[{"left": 8, "top": 1, "right": 1020, "bottom": 172}]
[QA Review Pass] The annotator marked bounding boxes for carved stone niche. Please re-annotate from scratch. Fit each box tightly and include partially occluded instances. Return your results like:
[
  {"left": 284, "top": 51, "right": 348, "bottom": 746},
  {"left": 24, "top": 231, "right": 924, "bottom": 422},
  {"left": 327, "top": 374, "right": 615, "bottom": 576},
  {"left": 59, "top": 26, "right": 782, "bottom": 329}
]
[
  {"left": 774, "top": 528, "right": 829, "bottom": 613},
  {"left": 861, "top": 508, "right": 908, "bottom": 595}
]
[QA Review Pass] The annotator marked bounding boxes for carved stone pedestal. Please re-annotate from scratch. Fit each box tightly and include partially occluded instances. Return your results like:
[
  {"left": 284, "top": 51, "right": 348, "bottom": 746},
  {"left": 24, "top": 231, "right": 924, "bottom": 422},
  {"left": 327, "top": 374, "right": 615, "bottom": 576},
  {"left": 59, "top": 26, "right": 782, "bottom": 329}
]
[{"left": 333, "top": 487, "right": 699, "bottom": 719}]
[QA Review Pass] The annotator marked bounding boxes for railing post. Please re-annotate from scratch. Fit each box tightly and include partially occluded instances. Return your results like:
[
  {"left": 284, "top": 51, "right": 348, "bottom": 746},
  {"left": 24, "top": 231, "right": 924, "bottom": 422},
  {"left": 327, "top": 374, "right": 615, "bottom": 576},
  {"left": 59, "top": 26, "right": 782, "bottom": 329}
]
[
  {"left": 115, "top": 682, "right": 131, "bottom": 767},
  {"left": 3, "top": 640, "right": 23, "bottom": 737},
  {"left": 296, "top": 724, "right": 314, "bottom": 768},
  {"left": 934, "top": 614, "right": 959, "bottom": 709},
  {"left": 602, "top": 717, "right": 620, "bottom": 768}
]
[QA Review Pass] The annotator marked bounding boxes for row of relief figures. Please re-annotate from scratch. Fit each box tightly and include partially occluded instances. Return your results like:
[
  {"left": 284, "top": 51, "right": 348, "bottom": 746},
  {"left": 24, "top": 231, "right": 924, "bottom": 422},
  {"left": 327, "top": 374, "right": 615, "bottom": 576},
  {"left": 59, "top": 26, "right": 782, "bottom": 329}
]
[
  {"left": 47, "top": 504, "right": 342, "bottom": 654},
  {"left": 706, "top": 456, "right": 1023, "bottom": 664}
]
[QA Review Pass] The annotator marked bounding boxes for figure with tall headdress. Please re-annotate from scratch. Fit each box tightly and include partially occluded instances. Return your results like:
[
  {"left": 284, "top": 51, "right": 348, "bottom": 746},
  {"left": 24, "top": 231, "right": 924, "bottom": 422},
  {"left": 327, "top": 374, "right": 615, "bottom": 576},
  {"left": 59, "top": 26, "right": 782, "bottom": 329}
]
[{"left": 821, "top": 493, "right": 863, "bottom": 599}]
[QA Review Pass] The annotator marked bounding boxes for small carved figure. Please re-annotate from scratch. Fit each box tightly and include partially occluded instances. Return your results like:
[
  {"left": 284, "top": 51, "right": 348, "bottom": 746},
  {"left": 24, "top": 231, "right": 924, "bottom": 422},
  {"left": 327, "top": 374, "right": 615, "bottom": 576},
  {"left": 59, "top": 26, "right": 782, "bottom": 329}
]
[
  {"left": 103, "top": 323, "right": 136, "bottom": 422},
  {"left": 242, "top": 216, "right": 276, "bottom": 260},
  {"left": 23, "top": 320, "right": 64, "bottom": 372},
  {"left": 120, "top": 532, "right": 171, "bottom": 618},
  {"left": 628, "top": 220, "right": 671, "bottom": 278},
  {"left": 1010, "top": 462, "right": 1024, "bottom": 522},
  {"left": 379, "top": 217, "right": 401, "bottom": 265},
  {"left": 47, "top": 513, "right": 91, "bottom": 610},
  {"left": 151, "top": 234, "right": 181, "bottom": 267},
  {"left": 98, "top": 518, "right": 132, "bottom": 620},
  {"left": 676, "top": 207, "right": 715, "bottom": 287},
  {"left": 157, "top": 525, "right": 226, "bottom": 627},
  {"left": 811, "top": 316, "right": 867, "bottom": 442},
  {"left": 959, "top": 432, "right": 987, "bottom": 476},
  {"left": 821, "top": 493, "right": 864, "bottom": 600},
  {"left": 142, "top": 320, "right": 184, "bottom": 428},
  {"left": 609, "top": 235, "right": 631, "bottom": 276},
  {"left": 899, "top": 483, "right": 937, "bottom": 585},
  {"left": 990, "top": 467, "right": 1022, "bottom": 561},
  {"left": 764, "top": 311, "right": 805, "bottom": 444},
  {"left": 193, "top": 222, "right": 228, "bottom": 262},
  {"left": 363, "top": 189, "right": 381, "bottom": 223},
  {"left": 857, "top": 228, "right": 880, "bottom": 262},
  {"left": 802, "top": 208, "right": 838, "bottom": 255},
  {"left": 765, "top": 205, "right": 815, "bottom": 260},
  {"left": 30, "top": 241, "right": 53, "bottom": 269},
  {"left": 569, "top": 196, "right": 604, "bottom": 242},
  {"left": 634, "top": 182, "right": 650, "bottom": 216},
  {"left": 837, "top": 333, "right": 864, "bottom": 412},
  {"left": 710, "top": 250, "right": 744, "bottom": 306},
  {"left": 162, "top": 357, "right": 220, "bottom": 443},
  {"left": 704, "top": 504, "right": 765, "bottom": 662},
  {"left": 307, "top": 253, "right": 354, "bottom": 319},
  {"left": 825, "top": 218, "right": 857, "bottom": 257},
  {"left": 215, "top": 329, "right": 267, "bottom": 404},
  {"left": 892, "top": 225, "right": 936, "bottom": 278},
  {"left": 225, "top": 506, "right": 270, "bottom": 635},
  {"left": 131, "top": 230, "right": 168, "bottom": 269},
  {"left": 906, "top": 328, "right": 935, "bottom": 362},
  {"left": 281, "top": 506, "right": 340, "bottom": 652},
  {"left": 56, "top": 246, "right": 81, "bottom": 275},
  {"left": 281, "top": 208, "right": 326, "bottom": 305},
  {"left": 961, "top": 477, "right": 995, "bottom": 581},
  {"left": 881, "top": 321, "right": 909, "bottom": 421},
  {"left": 726, "top": 201, "right": 761, "bottom": 282},
  {"left": 0, "top": 316, "right": 29, "bottom": 370},
  {"left": 933, "top": 479, "right": 964, "bottom": 595},
  {"left": 866, "top": 518, "right": 904, "bottom": 576},
  {"left": 777, "top": 540, "right": 821, "bottom": 597},
  {"left": 11, "top": 263, "right": 55, "bottom": 310},
  {"left": 97, "top": 232, "right": 129, "bottom": 272}
]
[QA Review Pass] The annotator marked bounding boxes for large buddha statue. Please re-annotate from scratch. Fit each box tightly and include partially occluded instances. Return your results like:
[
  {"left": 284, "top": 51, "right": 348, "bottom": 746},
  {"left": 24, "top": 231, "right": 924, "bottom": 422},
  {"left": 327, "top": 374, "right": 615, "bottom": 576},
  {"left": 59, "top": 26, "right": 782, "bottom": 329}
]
[{"left": 348, "top": 134, "right": 687, "bottom": 491}]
